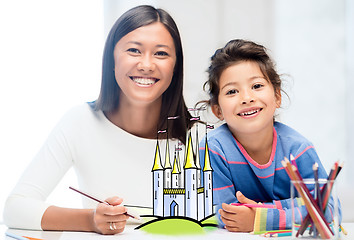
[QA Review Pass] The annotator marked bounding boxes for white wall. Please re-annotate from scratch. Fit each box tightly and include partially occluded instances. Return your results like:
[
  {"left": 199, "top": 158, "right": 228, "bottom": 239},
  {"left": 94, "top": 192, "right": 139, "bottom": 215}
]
[
  {"left": 1, "top": 0, "right": 353, "bottom": 222},
  {"left": 273, "top": 0, "right": 353, "bottom": 221},
  {"left": 0, "top": 0, "right": 104, "bottom": 220}
]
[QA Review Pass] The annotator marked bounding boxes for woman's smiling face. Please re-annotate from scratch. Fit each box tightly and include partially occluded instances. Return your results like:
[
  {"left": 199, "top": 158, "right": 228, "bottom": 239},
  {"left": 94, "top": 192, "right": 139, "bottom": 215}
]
[{"left": 113, "top": 22, "right": 176, "bottom": 106}]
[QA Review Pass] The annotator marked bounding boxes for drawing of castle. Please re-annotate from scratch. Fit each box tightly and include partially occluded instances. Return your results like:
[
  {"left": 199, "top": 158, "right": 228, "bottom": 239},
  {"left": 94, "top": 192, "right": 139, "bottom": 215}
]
[{"left": 152, "top": 128, "right": 213, "bottom": 221}]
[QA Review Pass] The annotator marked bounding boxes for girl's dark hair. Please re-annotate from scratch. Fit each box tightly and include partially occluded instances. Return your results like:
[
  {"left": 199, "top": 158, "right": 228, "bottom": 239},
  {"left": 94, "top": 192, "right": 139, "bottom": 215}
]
[
  {"left": 93, "top": 5, "right": 193, "bottom": 144},
  {"left": 204, "top": 39, "right": 282, "bottom": 106}
]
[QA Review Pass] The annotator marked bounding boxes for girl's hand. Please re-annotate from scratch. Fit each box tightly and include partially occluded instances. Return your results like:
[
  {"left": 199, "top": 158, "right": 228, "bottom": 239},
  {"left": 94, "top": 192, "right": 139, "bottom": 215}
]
[
  {"left": 92, "top": 196, "right": 129, "bottom": 235},
  {"left": 219, "top": 191, "right": 257, "bottom": 232}
]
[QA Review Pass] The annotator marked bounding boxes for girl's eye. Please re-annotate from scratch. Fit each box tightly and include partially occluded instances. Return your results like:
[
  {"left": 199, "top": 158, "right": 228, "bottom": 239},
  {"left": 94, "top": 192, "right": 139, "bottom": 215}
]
[
  {"left": 127, "top": 48, "right": 140, "bottom": 54},
  {"left": 155, "top": 51, "right": 169, "bottom": 57},
  {"left": 226, "top": 89, "right": 238, "bottom": 95},
  {"left": 253, "top": 83, "right": 264, "bottom": 89}
]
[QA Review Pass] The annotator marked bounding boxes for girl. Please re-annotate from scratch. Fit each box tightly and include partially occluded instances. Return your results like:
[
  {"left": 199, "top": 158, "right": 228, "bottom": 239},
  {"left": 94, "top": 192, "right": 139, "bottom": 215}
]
[
  {"left": 199, "top": 39, "right": 341, "bottom": 232},
  {"left": 4, "top": 5, "right": 195, "bottom": 235}
]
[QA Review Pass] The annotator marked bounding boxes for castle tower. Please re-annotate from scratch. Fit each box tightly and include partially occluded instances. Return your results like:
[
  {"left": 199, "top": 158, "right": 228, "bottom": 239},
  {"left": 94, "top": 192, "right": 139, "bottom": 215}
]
[
  {"left": 171, "top": 151, "right": 181, "bottom": 188},
  {"left": 152, "top": 141, "right": 164, "bottom": 216},
  {"left": 164, "top": 139, "right": 172, "bottom": 188},
  {"left": 176, "top": 142, "right": 183, "bottom": 188},
  {"left": 195, "top": 125, "right": 205, "bottom": 220},
  {"left": 195, "top": 126, "right": 201, "bottom": 188},
  {"left": 184, "top": 132, "right": 198, "bottom": 219},
  {"left": 203, "top": 138, "right": 213, "bottom": 217}
]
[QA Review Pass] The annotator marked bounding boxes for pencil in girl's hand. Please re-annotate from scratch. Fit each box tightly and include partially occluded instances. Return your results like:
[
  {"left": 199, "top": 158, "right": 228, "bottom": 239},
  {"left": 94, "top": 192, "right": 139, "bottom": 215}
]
[
  {"left": 231, "top": 203, "right": 276, "bottom": 209},
  {"left": 69, "top": 186, "right": 140, "bottom": 220}
]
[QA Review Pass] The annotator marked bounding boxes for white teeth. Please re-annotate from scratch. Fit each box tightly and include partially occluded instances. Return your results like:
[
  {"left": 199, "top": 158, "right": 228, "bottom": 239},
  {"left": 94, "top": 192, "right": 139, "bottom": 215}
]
[
  {"left": 132, "top": 77, "right": 156, "bottom": 85},
  {"left": 239, "top": 109, "right": 259, "bottom": 116}
]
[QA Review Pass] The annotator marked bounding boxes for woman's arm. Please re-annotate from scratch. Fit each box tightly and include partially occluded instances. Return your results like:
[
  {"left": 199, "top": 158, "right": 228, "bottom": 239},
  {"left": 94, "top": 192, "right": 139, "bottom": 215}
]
[
  {"left": 41, "top": 206, "right": 95, "bottom": 231},
  {"left": 41, "top": 196, "right": 129, "bottom": 235}
]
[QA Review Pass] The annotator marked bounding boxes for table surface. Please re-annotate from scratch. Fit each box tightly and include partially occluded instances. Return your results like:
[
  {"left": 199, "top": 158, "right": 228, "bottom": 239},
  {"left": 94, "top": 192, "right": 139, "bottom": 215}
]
[{"left": 1, "top": 222, "right": 353, "bottom": 240}]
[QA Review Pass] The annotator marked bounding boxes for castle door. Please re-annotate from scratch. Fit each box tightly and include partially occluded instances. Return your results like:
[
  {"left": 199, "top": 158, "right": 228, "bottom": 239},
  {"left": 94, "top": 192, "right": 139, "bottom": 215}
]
[{"left": 170, "top": 200, "right": 178, "bottom": 216}]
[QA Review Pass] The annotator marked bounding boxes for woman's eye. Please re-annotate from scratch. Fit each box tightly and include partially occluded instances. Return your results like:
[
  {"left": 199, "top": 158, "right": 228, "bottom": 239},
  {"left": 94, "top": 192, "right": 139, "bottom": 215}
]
[
  {"left": 155, "top": 51, "right": 169, "bottom": 57},
  {"left": 253, "top": 83, "right": 263, "bottom": 89},
  {"left": 226, "top": 89, "right": 237, "bottom": 95},
  {"left": 127, "top": 48, "right": 140, "bottom": 54}
]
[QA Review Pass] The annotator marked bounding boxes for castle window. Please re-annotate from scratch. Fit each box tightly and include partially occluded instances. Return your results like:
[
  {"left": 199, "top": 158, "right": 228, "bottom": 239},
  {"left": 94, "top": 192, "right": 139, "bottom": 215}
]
[
  {"left": 158, "top": 173, "right": 160, "bottom": 178},
  {"left": 167, "top": 172, "right": 169, "bottom": 177},
  {"left": 206, "top": 190, "right": 208, "bottom": 197},
  {"left": 187, "top": 191, "right": 190, "bottom": 199},
  {"left": 155, "top": 191, "right": 157, "bottom": 199},
  {"left": 158, "top": 181, "right": 160, "bottom": 187},
  {"left": 193, "top": 184, "right": 195, "bottom": 190},
  {"left": 209, "top": 183, "right": 211, "bottom": 189},
  {"left": 209, "top": 174, "right": 211, "bottom": 180},
  {"left": 193, "top": 174, "right": 195, "bottom": 180}
]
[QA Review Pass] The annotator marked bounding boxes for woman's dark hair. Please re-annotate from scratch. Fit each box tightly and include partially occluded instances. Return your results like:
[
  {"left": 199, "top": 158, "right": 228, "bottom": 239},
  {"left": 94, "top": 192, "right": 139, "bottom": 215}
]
[
  {"left": 204, "top": 39, "right": 282, "bottom": 106},
  {"left": 93, "top": 5, "right": 193, "bottom": 144}
]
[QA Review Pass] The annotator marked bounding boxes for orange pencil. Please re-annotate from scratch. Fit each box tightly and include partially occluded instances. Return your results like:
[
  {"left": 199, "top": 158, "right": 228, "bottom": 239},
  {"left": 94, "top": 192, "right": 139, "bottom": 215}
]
[{"left": 23, "top": 237, "right": 44, "bottom": 240}]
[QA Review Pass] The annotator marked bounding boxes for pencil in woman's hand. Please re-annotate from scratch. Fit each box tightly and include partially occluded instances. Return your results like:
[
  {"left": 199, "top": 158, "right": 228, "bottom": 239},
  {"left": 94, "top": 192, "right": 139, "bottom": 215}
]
[{"left": 69, "top": 186, "right": 140, "bottom": 220}]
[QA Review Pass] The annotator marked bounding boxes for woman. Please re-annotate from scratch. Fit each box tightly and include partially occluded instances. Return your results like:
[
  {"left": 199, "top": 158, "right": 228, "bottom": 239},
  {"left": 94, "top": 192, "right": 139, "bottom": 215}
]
[{"left": 4, "top": 5, "right": 194, "bottom": 235}]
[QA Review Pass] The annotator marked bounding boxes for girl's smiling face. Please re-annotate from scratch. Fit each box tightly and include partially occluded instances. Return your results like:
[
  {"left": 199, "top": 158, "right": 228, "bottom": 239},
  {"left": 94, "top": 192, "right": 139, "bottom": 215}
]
[
  {"left": 113, "top": 22, "right": 176, "bottom": 106},
  {"left": 212, "top": 60, "right": 281, "bottom": 137}
]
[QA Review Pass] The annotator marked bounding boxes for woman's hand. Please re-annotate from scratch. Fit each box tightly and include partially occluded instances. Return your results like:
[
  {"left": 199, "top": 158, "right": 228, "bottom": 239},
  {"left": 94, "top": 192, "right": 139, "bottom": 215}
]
[
  {"left": 92, "top": 196, "right": 129, "bottom": 235},
  {"left": 219, "top": 191, "right": 257, "bottom": 232}
]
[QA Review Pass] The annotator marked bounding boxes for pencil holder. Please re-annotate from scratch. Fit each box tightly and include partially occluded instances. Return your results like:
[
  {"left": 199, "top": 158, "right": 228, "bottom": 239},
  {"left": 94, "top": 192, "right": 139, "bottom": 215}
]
[{"left": 290, "top": 178, "right": 339, "bottom": 239}]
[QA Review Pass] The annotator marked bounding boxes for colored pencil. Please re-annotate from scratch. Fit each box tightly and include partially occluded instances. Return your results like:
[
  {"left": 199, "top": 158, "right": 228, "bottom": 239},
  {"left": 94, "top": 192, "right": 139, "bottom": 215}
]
[
  {"left": 313, "top": 163, "right": 322, "bottom": 212},
  {"left": 292, "top": 162, "right": 333, "bottom": 237},
  {"left": 231, "top": 203, "right": 276, "bottom": 209},
  {"left": 69, "top": 186, "right": 140, "bottom": 220},
  {"left": 297, "top": 161, "right": 342, "bottom": 236},
  {"left": 265, "top": 232, "right": 292, "bottom": 237},
  {"left": 5, "top": 232, "right": 28, "bottom": 240},
  {"left": 321, "top": 162, "right": 339, "bottom": 211},
  {"left": 23, "top": 237, "right": 45, "bottom": 240},
  {"left": 252, "top": 229, "right": 291, "bottom": 235},
  {"left": 282, "top": 158, "right": 332, "bottom": 239},
  {"left": 260, "top": 230, "right": 292, "bottom": 235},
  {"left": 312, "top": 162, "right": 321, "bottom": 237},
  {"left": 340, "top": 225, "right": 348, "bottom": 235}
]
